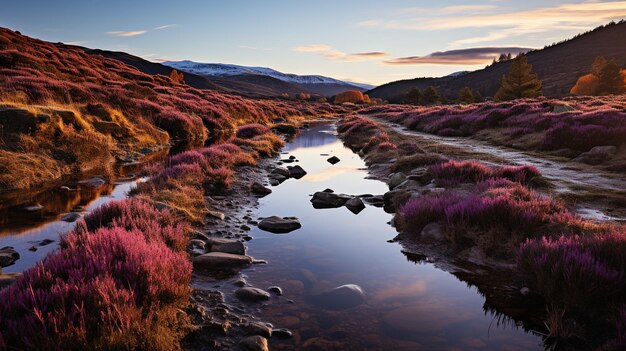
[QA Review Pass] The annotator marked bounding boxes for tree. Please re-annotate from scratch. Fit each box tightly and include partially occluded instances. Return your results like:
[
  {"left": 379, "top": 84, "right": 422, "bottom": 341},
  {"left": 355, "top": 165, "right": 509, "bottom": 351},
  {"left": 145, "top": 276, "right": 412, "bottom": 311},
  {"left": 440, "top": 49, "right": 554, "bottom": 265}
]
[
  {"left": 474, "top": 90, "right": 484, "bottom": 102},
  {"left": 334, "top": 90, "right": 368, "bottom": 104},
  {"left": 422, "top": 86, "right": 441, "bottom": 105},
  {"left": 405, "top": 88, "right": 422, "bottom": 105},
  {"left": 494, "top": 54, "right": 542, "bottom": 101},
  {"left": 169, "top": 69, "right": 184, "bottom": 84},
  {"left": 571, "top": 56, "right": 625, "bottom": 96},
  {"left": 458, "top": 86, "right": 474, "bottom": 104}
]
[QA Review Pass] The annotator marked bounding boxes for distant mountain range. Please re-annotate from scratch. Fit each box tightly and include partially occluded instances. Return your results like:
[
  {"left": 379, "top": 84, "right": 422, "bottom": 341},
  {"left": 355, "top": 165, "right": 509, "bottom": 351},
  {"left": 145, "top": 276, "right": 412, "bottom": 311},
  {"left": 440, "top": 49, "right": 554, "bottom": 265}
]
[
  {"left": 162, "top": 60, "right": 374, "bottom": 97},
  {"left": 368, "top": 21, "right": 626, "bottom": 102},
  {"left": 75, "top": 50, "right": 373, "bottom": 98}
]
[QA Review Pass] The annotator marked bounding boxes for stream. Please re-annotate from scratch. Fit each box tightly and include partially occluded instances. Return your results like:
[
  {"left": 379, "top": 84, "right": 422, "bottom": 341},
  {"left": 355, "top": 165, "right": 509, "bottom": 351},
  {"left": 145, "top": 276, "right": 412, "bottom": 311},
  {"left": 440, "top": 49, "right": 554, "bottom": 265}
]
[
  {"left": 195, "top": 124, "right": 544, "bottom": 350},
  {"left": 0, "top": 123, "right": 546, "bottom": 350}
]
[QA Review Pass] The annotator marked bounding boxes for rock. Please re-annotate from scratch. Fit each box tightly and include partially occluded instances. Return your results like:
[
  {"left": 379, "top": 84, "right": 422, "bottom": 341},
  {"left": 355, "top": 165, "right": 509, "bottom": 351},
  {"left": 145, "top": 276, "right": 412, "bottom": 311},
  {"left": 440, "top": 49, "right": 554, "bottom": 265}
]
[
  {"left": 193, "top": 252, "right": 253, "bottom": 270},
  {"left": 234, "top": 278, "right": 247, "bottom": 287},
  {"left": 272, "top": 328, "right": 293, "bottom": 339},
  {"left": 78, "top": 176, "right": 106, "bottom": 188},
  {"left": 23, "top": 204, "right": 43, "bottom": 212},
  {"left": 281, "top": 158, "right": 295, "bottom": 163},
  {"left": 310, "top": 191, "right": 351, "bottom": 209},
  {"left": 258, "top": 216, "right": 302, "bottom": 234},
  {"left": 327, "top": 156, "right": 340, "bottom": 165},
  {"left": 60, "top": 212, "right": 81, "bottom": 222},
  {"left": 388, "top": 172, "right": 407, "bottom": 189},
  {"left": 309, "top": 284, "right": 366, "bottom": 310},
  {"left": 207, "top": 210, "right": 226, "bottom": 221},
  {"left": 383, "top": 189, "right": 411, "bottom": 213},
  {"left": 269, "top": 178, "right": 280, "bottom": 186},
  {"left": 243, "top": 322, "right": 272, "bottom": 337},
  {"left": 267, "top": 286, "right": 283, "bottom": 296},
  {"left": 0, "top": 247, "right": 19, "bottom": 267},
  {"left": 235, "top": 287, "right": 271, "bottom": 302},
  {"left": 206, "top": 238, "right": 246, "bottom": 255},
  {"left": 0, "top": 272, "right": 21, "bottom": 289},
  {"left": 363, "top": 195, "right": 384, "bottom": 207},
  {"left": 574, "top": 145, "right": 618, "bottom": 165},
  {"left": 250, "top": 182, "right": 272, "bottom": 197},
  {"left": 420, "top": 222, "right": 443, "bottom": 241},
  {"left": 552, "top": 103, "right": 576, "bottom": 113},
  {"left": 271, "top": 167, "right": 290, "bottom": 178},
  {"left": 288, "top": 165, "right": 307, "bottom": 179},
  {"left": 269, "top": 174, "right": 288, "bottom": 184},
  {"left": 322, "top": 188, "right": 334, "bottom": 193},
  {"left": 188, "top": 239, "right": 207, "bottom": 256},
  {"left": 39, "top": 239, "right": 54, "bottom": 246},
  {"left": 239, "top": 336, "right": 269, "bottom": 351},
  {"left": 345, "top": 197, "right": 365, "bottom": 214}
]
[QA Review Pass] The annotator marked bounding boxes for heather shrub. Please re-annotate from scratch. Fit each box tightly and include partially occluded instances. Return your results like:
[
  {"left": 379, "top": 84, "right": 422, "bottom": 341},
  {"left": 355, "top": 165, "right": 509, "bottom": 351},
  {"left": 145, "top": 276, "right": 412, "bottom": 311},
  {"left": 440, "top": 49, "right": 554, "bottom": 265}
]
[
  {"left": 236, "top": 123, "right": 270, "bottom": 139},
  {"left": 78, "top": 198, "right": 187, "bottom": 251},
  {"left": 519, "top": 232, "right": 626, "bottom": 311},
  {"left": 429, "top": 160, "right": 541, "bottom": 185},
  {"left": 0, "top": 226, "right": 191, "bottom": 350}
]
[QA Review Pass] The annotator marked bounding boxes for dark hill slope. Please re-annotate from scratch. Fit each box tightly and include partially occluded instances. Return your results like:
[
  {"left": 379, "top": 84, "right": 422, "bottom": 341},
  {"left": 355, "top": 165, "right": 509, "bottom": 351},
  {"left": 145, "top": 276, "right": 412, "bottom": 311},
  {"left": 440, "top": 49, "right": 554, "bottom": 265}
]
[{"left": 368, "top": 21, "right": 626, "bottom": 102}]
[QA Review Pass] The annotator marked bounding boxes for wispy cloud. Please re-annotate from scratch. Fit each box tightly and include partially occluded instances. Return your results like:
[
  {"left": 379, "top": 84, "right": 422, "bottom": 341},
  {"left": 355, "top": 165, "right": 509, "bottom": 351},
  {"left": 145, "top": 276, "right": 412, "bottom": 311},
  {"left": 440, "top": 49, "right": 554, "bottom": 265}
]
[
  {"left": 154, "top": 24, "right": 179, "bottom": 30},
  {"left": 293, "top": 44, "right": 332, "bottom": 52},
  {"left": 106, "top": 24, "right": 178, "bottom": 37},
  {"left": 106, "top": 30, "right": 147, "bottom": 37},
  {"left": 360, "top": 1, "right": 626, "bottom": 44},
  {"left": 384, "top": 47, "right": 533, "bottom": 65},
  {"left": 293, "top": 44, "right": 388, "bottom": 62}
]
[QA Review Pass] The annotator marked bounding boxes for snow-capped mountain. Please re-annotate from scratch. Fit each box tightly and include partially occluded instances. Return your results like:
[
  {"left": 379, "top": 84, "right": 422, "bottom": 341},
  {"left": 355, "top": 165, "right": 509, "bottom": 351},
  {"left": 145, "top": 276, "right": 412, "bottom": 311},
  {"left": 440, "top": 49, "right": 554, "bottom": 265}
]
[{"left": 163, "top": 60, "right": 375, "bottom": 90}]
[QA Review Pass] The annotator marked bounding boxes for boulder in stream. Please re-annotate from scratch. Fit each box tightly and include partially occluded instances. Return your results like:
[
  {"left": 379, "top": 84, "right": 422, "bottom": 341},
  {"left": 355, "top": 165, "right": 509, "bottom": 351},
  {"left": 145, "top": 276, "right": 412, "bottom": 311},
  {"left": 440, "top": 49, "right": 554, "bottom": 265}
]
[
  {"left": 310, "top": 191, "right": 351, "bottom": 209},
  {"left": 239, "top": 335, "right": 269, "bottom": 351},
  {"left": 193, "top": 252, "right": 253, "bottom": 270},
  {"left": 258, "top": 216, "right": 302, "bottom": 234},
  {"left": 287, "top": 165, "right": 307, "bottom": 179},
  {"left": 308, "top": 284, "right": 366, "bottom": 310},
  {"left": 206, "top": 238, "right": 246, "bottom": 255},
  {"left": 345, "top": 197, "right": 365, "bottom": 214},
  {"left": 250, "top": 182, "right": 272, "bottom": 197},
  {"left": 0, "top": 247, "right": 19, "bottom": 267},
  {"left": 235, "top": 287, "right": 271, "bottom": 302},
  {"left": 327, "top": 156, "right": 340, "bottom": 165}
]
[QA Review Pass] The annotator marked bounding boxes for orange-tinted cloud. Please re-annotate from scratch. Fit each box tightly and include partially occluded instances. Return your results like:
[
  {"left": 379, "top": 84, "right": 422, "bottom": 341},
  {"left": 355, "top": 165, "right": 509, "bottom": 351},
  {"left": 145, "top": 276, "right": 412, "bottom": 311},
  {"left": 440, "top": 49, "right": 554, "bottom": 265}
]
[
  {"left": 106, "top": 30, "right": 147, "bottom": 37},
  {"left": 294, "top": 44, "right": 388, "bottom": 62}
]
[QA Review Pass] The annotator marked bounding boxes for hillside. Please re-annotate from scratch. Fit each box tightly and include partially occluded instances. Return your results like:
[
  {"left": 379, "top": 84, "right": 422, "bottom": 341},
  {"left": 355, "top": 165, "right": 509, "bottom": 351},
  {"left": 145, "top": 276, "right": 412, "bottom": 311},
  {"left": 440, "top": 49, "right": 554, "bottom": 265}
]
[
  {"left": 369, "top": 21, "right": 626, "bottom": 102},
  {"left": 0, "top": 27, "right": 341, "bottom": 192},
  {"left": 165, "top": 60, "right": 374, "bottom": 97}
]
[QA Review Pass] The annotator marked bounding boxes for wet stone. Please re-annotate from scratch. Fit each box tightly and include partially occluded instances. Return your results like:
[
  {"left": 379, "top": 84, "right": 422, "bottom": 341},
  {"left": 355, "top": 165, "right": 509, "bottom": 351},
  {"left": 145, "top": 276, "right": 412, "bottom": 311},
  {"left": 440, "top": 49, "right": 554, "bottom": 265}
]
[
  {"left": 287, "top": 165, "right": 307, "bottom": 179},
  {"left": 267, "top": 286, "right": 283, "bottom": 296},
  {"left": 0, "top": 247, "right": 20, "bottom": 267},
  {"left": 272, "top": 328, "right": 293, "bottom": 339},
  {"left": 258, "top": 216, "right": 302, "bottom": 234},
  {"left": 193, "top": 252, "right": 253, "bottom": 270},
  {"left": 310, "top": 191, "right": 351, "bottom": 209},
  {"left": 60, "top": 212, "right": 81, "bottom": 222},
  {"left": 238, "top": 336, "right": 269, "bottom": 351},
  {"left": 309, "top": 284, "right": 366, "bottom": 310},
  {"left": 235, "top": 287, "right": 271, "bottom": 302},
  {"left": 327, "top": 156, "right": 340, "bottom": 165},
  {"left": 345, "top": 197, "right": 365, "bottom": 214}
]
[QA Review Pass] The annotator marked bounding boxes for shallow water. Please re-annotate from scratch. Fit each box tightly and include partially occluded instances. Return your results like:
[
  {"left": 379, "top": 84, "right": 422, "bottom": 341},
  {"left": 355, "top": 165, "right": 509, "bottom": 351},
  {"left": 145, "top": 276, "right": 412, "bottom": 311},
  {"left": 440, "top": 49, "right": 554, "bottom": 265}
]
[
  {"left": 211, "top": 125, "right": 544, "bottom": 350},
  {"left": 0, "top": 177, "right": 144, "bottom": 273}
]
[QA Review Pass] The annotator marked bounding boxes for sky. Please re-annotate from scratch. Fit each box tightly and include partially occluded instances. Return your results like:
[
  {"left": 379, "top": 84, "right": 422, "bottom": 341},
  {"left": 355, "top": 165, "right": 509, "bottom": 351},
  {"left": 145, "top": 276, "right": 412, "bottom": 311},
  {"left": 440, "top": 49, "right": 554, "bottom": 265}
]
[{"left": 1, "top": 0, "right": 625, "bottom": 85}]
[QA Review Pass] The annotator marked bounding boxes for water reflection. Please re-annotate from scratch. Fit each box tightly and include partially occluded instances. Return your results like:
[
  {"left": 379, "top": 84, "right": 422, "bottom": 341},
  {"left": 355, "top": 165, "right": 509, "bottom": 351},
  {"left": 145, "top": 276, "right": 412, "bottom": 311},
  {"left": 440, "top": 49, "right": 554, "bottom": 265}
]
[{"left": 233, "top": 125, "right": 544, "bottom": 350}]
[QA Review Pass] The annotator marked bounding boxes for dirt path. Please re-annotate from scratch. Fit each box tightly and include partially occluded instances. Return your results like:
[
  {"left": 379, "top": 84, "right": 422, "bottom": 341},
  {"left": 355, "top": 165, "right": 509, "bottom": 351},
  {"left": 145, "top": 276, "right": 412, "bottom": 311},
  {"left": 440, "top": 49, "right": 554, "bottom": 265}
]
[{"left": 369, "top": 116, "right": 626, "bottom": 221}]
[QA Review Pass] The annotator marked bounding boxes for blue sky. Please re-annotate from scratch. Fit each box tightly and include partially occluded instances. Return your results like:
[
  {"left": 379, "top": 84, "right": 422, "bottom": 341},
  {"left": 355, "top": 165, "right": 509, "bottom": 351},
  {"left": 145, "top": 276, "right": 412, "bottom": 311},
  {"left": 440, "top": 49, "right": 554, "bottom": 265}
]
[{"left": 1, "top": 0, "right": 625, "bottom": 85}]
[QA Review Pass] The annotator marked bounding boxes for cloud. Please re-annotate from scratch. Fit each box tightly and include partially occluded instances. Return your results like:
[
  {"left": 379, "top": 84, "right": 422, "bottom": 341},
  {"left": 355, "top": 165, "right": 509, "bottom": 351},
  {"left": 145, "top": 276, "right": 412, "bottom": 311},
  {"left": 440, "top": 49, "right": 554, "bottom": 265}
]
[
  {"left": 360, "top": 1, "right": 626, "bottom": 43},
  {"left": 154, "top": 24, "right": 179, "bottom": 30},
  {"left": 384, "top": 47, "right": 533, "bottom": 65},
  {"left": 105, "top": 30, "right": 147, "bottom": 37},
  {"left": 293, "top": 44, "right": 388, "bottom": 62},
  {"left": 293, "top": 44, "right": 332, "bottom": 52},
  {"left": 239, "top": 45, "right": 272, "bottom": 51}
]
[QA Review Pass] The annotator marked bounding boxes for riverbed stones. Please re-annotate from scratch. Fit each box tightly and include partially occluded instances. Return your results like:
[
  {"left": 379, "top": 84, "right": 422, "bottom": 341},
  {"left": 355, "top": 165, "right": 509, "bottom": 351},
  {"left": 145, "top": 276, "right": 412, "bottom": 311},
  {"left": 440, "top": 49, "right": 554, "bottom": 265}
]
[
  {"left": 388, "top": 172, "right": 407, "bottom": 189},
  {"left": 363, "top": 195, "right": 384, "bottom": 207},
  {"left": 250, "top": 182, "right": 272, "bottom": 197},
  {"left": 271, "top": 328, "right": 293, "bottom": 339},
  {"left": 60, "top": 212, "right": 81, "bottom": 222},
  {"left": 193, "top": 252, "right": 253, "bottom": 270},
  {"left": 267, "top": 286, "right": 283, "bottom": 296},
  {"left": 242, "top": 322, "right": 272, "bottom": 337},
  {"left": 383, "top": 189, "right": 411, "bottom": 213},
  {"left": 0, "top": 247, "right": 19, "bottom": 267},
  {"left": 309, "top": 284, "right": 366, "bottom": 310},
  {"left": 238, "top": 336, "right": 269, "bottom": 351},
  {"left": 78, "top": 176, "right": 106, "bottom": 188},
  {"left": 235, "top": 287, "right": 271, "bottom": 302},
  {"left": 345, "top": 197, "right": 365, "bottom": 214},
  {"left": 206, "top": 238, "right": 246, "bottom": 255},
  {"left": 327, "top": 156, "right": 340, "bottom": 165},
  {"left": 258, "top": 216, "right": 302, "bottom": 233},
  {"left": 271, "top": 167, "right": 290, "bottom": 178},
  {"left": 288, "top": 165, "right": 307, "bottom": 179},
  {"left": 310, "top": 191, "right": 351, "bottom": 209},
  {"left": 574, "top": 145, "right": 617, "bottom": 165}
]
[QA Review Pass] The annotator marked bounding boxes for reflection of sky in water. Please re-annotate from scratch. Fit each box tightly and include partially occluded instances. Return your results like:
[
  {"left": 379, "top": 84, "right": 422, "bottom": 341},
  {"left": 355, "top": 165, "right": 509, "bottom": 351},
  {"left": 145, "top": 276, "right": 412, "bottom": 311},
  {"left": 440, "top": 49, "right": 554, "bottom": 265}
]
[
  {"left": 239, "top": 125, "right": 543, "bottom": 350},
  {"left": 0, "top": 180, "right": 140, "bottom": 273}
]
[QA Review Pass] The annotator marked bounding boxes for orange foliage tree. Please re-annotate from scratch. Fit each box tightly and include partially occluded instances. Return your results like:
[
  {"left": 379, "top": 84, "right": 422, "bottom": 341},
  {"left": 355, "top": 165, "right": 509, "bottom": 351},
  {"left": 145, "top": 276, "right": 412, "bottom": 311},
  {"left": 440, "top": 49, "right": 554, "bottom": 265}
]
[
  {"left": 169, "top": 69, "right": 185, "bottom": 84},
  {"left": 571, "top": 56, "right": 625, "bottom": 95},
  {"left": 570, "top": 74, "right": 600, "bottom": 95},
  {"left": 334, "top": 90, "right": 370, "bottom": 104}
]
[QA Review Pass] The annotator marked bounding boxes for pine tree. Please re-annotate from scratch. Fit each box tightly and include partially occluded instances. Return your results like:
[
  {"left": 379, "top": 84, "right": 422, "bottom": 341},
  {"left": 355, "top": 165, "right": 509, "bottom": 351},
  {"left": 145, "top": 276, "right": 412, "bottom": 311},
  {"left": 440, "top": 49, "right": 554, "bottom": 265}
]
[
  {"left": 405, "top": 88, "right": 422, "bottom": 105},
  {"left": 458, "top": 86, "right": 474, "bottom": 104},
  {"left": 494, "top": 54, "right": 542, "bottom": 101},
  {"left": 422, "top": 86, "right": 441, "bottom": 105}
]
